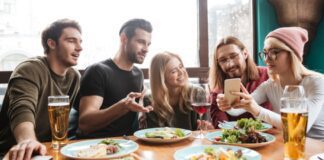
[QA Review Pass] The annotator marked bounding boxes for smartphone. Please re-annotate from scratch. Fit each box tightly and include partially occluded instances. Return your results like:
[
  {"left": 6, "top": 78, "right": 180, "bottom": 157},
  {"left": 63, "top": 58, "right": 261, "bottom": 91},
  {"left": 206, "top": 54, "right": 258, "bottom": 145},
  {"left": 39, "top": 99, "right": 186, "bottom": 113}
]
[{"left": 224, "top": 78, "right": 241, "bottom": 105}]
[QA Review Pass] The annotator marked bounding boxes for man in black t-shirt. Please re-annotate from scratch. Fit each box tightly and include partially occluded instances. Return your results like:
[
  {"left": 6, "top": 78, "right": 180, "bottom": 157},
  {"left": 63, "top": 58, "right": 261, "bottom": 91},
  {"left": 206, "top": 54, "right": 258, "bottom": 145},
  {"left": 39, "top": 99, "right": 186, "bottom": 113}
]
[{"left": 77, "top": 19, "right": 153, "bottom": 138}]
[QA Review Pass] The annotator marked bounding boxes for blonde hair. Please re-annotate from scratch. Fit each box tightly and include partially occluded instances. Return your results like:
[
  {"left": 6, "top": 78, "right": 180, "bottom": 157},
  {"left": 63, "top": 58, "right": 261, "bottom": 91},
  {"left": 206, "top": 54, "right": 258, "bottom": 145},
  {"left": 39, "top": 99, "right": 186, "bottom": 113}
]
[
  {"left": 209, "top": 36, "right": 260, "bottom": 90},
  {"left": 265, "top": 37, "right": 322, "bottom": 82},
  {"left": 149, "top": 51, "right": 191, "bottom": 126}
]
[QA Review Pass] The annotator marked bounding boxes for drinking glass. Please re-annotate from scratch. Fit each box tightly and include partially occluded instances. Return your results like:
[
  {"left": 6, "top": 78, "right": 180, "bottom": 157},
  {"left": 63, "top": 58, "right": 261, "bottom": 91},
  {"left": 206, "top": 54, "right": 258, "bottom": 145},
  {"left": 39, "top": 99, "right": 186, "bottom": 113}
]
[
  {"left": 190, "top": 83, "right": 211, "bottom": 139},
  {"left": 280, "top": 85, "right": 308, "bottom": 160},
  {"left": 282, "top": 85, "right": 305, "bottom": 98},
  {"left": 48, "top": 95, "right": 70, "bottom": 149}
]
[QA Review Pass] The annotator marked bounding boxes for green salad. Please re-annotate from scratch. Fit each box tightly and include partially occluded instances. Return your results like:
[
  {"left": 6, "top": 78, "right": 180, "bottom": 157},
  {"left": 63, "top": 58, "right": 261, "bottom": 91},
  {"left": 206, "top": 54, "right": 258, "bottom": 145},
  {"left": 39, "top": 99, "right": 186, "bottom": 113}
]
[
  {"left": 220, "top": 128, "right": 267, "bottom": 143},
  {"left": 99, "top": 138, "right": 122, "bottom": 149},
  {"left": 221, "top": 129, "right": 244, "bottom": 143},
  {"left": 236, "top": 118, "right": 265, "bottom": 130}
]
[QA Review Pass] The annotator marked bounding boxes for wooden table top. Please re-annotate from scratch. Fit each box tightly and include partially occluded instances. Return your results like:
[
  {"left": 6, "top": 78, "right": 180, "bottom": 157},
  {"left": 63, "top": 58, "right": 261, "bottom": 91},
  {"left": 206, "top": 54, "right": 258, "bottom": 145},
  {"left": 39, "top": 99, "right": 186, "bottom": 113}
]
[{"left": 33, "top": 129, "right": 324, "bottom": 160}]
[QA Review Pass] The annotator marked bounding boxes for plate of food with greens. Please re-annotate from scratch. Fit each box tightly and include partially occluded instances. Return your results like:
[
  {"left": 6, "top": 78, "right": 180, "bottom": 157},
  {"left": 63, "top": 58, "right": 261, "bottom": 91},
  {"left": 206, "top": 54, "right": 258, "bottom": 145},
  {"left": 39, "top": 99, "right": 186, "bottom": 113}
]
[
  {"left": 60, "top": 138, "right": 138, "bottom": 160},
  {"left": 134, "top": 127, "right": 192, "bottom": 143},
  {"left": 205, "top": 128, "right": 275, "bottom": 148},
  {"left": 218, "top": 118, "right": 272, "bottom": 132},
  {"left": 174, "top": 144, "right": 261, "bottom": 160}
]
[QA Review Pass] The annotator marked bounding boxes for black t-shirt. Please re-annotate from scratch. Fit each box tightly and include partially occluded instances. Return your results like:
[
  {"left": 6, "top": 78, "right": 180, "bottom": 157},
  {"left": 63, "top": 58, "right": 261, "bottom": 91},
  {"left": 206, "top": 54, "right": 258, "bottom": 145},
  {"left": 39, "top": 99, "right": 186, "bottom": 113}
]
[{"left": 77, "top": 59, "right": 143, "bottom": 138}]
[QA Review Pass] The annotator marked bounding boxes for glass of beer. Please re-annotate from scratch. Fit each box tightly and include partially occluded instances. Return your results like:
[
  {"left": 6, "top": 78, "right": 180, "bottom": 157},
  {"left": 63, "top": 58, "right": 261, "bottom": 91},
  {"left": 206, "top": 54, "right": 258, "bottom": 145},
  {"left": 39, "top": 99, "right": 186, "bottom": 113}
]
[
  {"left": 48, "top": 95, "right": 70, "bottom": 150},
  {"left": 280, "top": 85, "right": 308, "bottom": 160}
]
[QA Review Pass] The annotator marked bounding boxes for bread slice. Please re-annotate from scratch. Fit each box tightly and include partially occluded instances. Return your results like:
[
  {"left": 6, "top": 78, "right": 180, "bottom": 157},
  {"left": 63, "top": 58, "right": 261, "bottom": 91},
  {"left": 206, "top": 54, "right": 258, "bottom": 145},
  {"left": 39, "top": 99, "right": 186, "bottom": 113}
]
[{"left": 76, "top": 144, "right": 107, "bottom": 158}]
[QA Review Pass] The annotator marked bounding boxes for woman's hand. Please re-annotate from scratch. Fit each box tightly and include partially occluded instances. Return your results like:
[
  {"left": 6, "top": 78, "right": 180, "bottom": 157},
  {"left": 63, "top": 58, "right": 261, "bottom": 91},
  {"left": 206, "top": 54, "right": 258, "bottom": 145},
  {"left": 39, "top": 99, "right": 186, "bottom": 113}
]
[{"left": 231, "top": 83, "right": 261, "bottom": 116}]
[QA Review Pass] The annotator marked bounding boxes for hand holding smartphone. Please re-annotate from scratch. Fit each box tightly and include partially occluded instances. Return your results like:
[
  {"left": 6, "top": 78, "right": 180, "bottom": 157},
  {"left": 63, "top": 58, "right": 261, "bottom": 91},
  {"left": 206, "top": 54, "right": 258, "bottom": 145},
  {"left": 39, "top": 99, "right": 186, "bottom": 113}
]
[{"left": 224, "top": 78, "right": 241, "bottom": 105}]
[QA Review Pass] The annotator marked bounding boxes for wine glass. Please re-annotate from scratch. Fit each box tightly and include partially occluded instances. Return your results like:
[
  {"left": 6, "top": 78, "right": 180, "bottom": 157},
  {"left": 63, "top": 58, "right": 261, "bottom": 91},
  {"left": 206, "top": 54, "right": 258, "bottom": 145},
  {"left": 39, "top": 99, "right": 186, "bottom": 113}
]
[{"left": 190, "top": 83, "right": 211, "bottom": 139}]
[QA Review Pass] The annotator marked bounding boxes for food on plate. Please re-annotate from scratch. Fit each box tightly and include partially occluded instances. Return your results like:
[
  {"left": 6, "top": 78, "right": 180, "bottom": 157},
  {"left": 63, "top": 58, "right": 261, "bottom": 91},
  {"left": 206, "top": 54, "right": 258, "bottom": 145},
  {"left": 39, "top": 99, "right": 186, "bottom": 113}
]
[
  {"left": 144, "top": 127, "right": 185, "bottom": 139},
  {"left": 76, "top": 139, "right": 121, "bottom": 158},
  {"left": 111, "top": 156, "right": 135, "bottom": 160},
  {"left": 236, "top": 118, "right": 265, "bottom": 130},
  {"left": 189, "top": 147, "right": 246, "bottom": 160},
  {"left": 215, "top": 129, "right": 267, "bottom": 144}
]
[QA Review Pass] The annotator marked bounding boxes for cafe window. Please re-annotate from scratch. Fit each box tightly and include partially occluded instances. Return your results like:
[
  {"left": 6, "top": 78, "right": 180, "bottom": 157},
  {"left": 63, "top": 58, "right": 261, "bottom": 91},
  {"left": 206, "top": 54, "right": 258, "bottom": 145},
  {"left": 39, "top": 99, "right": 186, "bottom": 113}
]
[
  {"left": 0, "top": 0, "right": 255, "bottom": 81},
  {"left": 0, "top": 0, "right": 198, "bottom": 71},
  {"left": 1, "top": 53, "right": 28, "bottom": 70},
  {"left": 207, "top": 0, "right": 253, "bottom": 63}
]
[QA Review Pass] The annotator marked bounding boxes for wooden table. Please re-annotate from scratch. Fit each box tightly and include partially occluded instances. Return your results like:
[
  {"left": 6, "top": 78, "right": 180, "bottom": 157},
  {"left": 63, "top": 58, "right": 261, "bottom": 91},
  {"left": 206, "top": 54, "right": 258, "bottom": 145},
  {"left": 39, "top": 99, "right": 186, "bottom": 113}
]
[{"left": 33, "top": 130, "right": 324, "bottom": 160}]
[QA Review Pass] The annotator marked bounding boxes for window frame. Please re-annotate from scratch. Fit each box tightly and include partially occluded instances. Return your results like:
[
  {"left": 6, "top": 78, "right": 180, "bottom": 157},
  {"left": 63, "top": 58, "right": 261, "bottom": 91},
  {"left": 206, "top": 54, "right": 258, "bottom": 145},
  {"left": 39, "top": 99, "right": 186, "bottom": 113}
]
[{"left": 0, "top": 0, "right": 256, "bottom": 83}]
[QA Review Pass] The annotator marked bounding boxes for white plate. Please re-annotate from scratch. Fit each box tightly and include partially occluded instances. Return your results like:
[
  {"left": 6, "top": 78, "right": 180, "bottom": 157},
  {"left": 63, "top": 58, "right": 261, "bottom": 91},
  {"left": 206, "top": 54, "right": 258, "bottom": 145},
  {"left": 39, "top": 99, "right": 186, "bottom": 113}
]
[
  {"left": 218, "top": 121, "right": 272, "bottom": 132},
  {"left": 205, "top": 130, "right": 276, "bottom": 148},
  {"left": 226, "top": 108, "right": 246, "bottom": 116},
  {"left": 309, "top": 153, "right": 324, "bottom": 160},
  {"left": 133, "top": 127, "right": 192, "bottom": 143},
  {"left": 174, "top": 144, "right": 261, "bottom": 160},
  {"left": 60, "top": 138, "right": 138, "bottom": 160}
]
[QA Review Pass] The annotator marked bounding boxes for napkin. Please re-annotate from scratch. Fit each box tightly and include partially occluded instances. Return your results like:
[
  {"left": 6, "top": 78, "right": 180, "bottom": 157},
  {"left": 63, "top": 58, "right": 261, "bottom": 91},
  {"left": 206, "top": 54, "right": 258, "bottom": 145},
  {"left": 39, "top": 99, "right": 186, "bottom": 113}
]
[
  {"left": 31, "top": 155, "right": 52, "bottom": 160},
  {"left": 226, "top": 108, "right": 246, "bottom": 116},
  {"left": 309, "top": 153, "right": 324, "bottom": 160}
]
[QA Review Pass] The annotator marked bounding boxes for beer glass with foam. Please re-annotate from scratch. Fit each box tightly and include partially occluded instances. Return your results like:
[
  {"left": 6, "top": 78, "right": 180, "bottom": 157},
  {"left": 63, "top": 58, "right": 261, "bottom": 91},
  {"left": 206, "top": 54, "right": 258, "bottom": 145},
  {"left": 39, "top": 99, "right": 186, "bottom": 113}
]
[
  {"left": 280, "top": 85, "right": 307, "bottom": 160},
  {"left": 48, "top": 95, "right": 70, "bottom": 149}
]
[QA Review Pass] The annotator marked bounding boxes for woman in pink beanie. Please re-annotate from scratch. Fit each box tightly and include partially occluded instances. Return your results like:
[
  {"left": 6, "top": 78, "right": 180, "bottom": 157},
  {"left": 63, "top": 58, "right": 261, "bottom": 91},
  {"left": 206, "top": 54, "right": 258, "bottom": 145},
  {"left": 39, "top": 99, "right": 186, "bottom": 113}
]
[{"left": 216, "top": 27, "right": 324, "bottom": 141}]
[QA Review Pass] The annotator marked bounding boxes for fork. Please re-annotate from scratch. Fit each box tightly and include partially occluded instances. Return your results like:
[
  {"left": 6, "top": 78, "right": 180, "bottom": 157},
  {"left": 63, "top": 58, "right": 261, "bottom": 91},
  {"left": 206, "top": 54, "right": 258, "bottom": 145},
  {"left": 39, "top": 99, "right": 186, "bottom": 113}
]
[
  {"left": 218, "top": 120, "right": 235, "bottom": 128},
  {"left": 218, "top": 120, "right": 245, "bottom": 133},
  {"left": 123, "top": 135, "right": 132, "bottom": 141},
  {"left": 122, "top": 135, "right": 133, "bottom": 146}
]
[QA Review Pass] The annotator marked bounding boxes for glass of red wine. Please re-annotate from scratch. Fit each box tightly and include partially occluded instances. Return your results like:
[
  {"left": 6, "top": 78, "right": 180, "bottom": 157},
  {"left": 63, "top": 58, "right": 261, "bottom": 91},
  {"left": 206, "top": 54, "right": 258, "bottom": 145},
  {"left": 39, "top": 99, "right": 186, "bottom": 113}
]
[{"left": 190, "top": 83, "right": 211, "bottom": 139}]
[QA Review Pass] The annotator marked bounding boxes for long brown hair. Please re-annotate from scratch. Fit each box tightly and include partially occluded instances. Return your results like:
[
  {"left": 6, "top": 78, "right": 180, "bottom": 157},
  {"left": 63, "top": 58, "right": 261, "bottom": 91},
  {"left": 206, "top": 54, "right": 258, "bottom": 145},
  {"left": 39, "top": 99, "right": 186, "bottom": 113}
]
[
  {"left": 149, "top": 51, "right": 191, "bottom": 126},
  {"left": 209, "top": 36, "right": 260, "bottom": 90}
]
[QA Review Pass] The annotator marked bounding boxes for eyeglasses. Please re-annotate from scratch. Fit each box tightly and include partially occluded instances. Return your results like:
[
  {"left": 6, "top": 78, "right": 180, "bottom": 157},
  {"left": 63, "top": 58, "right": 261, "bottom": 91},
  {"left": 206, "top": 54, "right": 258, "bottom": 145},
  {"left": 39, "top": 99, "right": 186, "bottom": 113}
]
[
  {"left": 217, "top": 53, "right": 240, "bottom": 65},
  {"left": 258, "top": 48, "right": 288, "bottom": 61}
]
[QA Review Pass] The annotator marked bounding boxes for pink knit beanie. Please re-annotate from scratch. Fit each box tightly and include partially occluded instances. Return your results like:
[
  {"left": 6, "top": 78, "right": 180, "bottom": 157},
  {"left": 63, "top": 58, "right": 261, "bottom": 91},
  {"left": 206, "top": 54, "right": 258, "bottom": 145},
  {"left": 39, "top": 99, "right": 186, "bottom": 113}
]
[{"left": 266, "top": 27, "right": 308, "bottom": 61}]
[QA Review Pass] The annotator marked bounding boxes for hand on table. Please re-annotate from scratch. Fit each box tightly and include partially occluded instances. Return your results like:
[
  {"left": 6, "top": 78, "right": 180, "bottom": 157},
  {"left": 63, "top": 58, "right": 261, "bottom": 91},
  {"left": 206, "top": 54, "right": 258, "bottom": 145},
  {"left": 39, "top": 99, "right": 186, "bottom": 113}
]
[{"left": 8, "top": 139, "right": 46, "bottom": 160}]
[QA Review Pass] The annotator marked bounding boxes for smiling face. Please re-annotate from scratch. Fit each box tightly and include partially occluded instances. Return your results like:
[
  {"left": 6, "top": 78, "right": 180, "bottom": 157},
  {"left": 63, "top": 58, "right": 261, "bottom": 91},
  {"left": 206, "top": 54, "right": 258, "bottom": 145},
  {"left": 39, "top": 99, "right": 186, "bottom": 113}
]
[
  {"left": 217, "top": 44, "right": 247, "bottom": 78},
  {"left": 125, "top": 28, "right": 152, "bottom": 64},
  {"left": 263, "top": 38, "right": 291, "bottom": 75},
  {"left": 164, "top": 57, "right": 188, "bottom": 88},
  {"left": 52, "top": 27, "right": 82, "bottom": 67}
]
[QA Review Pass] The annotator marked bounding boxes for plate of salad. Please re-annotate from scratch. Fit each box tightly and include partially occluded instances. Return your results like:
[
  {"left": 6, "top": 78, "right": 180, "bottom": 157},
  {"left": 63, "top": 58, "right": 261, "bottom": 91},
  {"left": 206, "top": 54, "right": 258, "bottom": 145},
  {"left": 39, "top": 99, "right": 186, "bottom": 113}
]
[
  {"left": 134, "top": 127, "right": 192, "bottom": 143},
  {"left": 174, "top": 144, "right": 261, "bottom": 160},
  {"left": 60, "top": 138, "right": 138, "bottom": 160},
  {"left": 205, "top": 129, "right": 275, "bottom": 148},
  {"left": 218, "top": 118, "right": 272, "bottom": 132}
]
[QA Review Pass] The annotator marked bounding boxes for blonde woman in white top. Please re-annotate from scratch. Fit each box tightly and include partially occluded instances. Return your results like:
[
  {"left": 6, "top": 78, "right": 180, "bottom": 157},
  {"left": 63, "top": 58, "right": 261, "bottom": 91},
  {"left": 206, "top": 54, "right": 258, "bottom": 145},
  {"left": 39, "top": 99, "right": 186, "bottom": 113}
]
[{"left": 217, "top": 27, "right": 324, "bottom": 140}]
